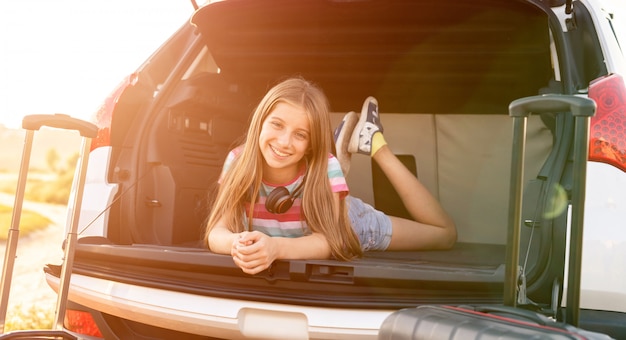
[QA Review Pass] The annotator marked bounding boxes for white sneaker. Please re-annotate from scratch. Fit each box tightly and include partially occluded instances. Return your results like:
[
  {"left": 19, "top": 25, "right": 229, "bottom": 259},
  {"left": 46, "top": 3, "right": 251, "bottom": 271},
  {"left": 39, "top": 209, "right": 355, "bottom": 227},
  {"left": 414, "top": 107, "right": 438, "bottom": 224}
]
[
  {"left": 348, "top": 96, "right": 384, "bottom": 155},
  {"left": 333, "top": 111, "right": 358, "bottom": 175}
]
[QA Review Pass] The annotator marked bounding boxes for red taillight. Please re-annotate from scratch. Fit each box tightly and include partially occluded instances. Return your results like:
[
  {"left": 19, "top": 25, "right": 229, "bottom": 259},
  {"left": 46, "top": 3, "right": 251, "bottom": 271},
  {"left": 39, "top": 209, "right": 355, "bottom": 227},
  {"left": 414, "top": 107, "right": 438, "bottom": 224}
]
[
  {"left": 588, "top": 73, "right": 626, "bottom": 172},
  {"left": 90, "top": 73, "right": 138, "bottom": 151},
  {"left": 64, "top": 309, "right": 103, "bottom": 338}
]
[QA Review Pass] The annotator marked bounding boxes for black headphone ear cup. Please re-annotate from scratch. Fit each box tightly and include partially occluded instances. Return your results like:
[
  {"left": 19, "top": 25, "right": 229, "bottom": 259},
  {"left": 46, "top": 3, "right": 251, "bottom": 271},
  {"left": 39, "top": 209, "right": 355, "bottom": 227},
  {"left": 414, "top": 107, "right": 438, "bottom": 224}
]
[
  {"left": 273, "top": 195, "right": 294, "bottom": 214},
  {"left": 265, "top": 186, "right": 291, "bottom": 214}
]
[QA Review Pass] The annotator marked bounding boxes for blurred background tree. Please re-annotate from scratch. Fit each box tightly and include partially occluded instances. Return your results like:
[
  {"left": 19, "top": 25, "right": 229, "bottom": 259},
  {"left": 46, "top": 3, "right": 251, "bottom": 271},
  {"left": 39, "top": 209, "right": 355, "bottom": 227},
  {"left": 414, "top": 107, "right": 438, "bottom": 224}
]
[{"left": 46, "top": 149, "right": 60, "bottom": 174}]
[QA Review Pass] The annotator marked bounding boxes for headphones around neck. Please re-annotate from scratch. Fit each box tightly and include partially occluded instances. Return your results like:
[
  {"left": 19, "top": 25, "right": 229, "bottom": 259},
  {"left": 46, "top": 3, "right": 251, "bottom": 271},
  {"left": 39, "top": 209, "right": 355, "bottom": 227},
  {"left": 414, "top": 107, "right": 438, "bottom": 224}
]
[
  {"left": 265, "top": 180, "right": 305, "bottom": 214},
  {"left": 264, "top": 161, "right": 308, "bottom": 214}
]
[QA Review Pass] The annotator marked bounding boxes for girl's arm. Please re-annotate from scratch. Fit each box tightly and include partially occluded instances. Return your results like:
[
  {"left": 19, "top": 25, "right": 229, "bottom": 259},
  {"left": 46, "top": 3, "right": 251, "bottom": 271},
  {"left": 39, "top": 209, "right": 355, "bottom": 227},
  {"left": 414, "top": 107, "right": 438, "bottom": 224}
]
[
  {"left": 228, "top": 192, "right": 342, "bottom": 275},
  {"left": 233, "top": 231, "right": 331, "bottom": 274},
  {"left": 208, "top": 216, "right": 333, "bottom": 262},
  {"left": 206, "top": 217, "right": 240, "bottom": 254}
]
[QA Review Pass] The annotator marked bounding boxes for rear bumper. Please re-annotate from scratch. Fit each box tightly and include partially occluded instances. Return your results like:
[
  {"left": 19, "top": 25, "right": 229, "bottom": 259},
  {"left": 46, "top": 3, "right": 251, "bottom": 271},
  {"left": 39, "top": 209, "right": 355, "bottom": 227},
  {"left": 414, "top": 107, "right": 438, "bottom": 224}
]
[{"left": 45, "top": 273, "right": 392, "bottom": 339}]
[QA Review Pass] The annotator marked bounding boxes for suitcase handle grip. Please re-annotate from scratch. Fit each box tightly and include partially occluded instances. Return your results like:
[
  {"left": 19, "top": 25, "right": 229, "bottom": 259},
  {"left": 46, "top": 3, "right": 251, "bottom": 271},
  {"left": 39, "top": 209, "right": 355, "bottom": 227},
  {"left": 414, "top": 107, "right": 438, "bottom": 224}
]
[
  {"left": 509, "top": 94, "right": 596, "bottom": 118},
  {"left": 22, "top": 114, "right": 98, "bottom": 138}
]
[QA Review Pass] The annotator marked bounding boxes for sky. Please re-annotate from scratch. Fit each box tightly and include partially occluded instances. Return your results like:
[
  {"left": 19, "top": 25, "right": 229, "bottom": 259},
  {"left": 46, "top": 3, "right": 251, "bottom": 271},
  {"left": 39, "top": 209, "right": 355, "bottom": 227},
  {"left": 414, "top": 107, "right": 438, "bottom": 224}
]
[
  {"left": 0, "top": 0, "right": 192, "bottom": 128},
  {"left": 0, "top": 0, "right": 625, "bottom": 129}
]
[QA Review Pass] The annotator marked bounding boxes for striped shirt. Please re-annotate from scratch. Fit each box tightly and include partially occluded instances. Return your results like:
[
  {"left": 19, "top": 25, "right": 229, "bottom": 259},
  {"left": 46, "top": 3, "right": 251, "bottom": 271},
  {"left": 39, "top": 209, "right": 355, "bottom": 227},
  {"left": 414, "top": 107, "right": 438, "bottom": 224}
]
[{"left": 220, "top": 148, "right": 348, "bottom": 237}]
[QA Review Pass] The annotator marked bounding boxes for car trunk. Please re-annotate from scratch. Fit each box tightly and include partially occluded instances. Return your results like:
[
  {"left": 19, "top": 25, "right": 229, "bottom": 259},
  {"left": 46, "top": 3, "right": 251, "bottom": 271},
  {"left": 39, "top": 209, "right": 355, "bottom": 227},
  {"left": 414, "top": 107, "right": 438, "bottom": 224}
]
[{"left": 66, "top": 0, "right": 570, "bottom": 309}]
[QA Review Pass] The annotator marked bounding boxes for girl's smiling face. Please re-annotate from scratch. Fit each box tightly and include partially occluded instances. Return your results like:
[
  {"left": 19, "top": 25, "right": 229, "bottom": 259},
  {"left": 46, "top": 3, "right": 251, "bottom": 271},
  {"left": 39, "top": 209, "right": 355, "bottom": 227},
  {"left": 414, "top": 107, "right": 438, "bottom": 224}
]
[{"left": 259, "top": 101, "right": 311, "bottom": 183}]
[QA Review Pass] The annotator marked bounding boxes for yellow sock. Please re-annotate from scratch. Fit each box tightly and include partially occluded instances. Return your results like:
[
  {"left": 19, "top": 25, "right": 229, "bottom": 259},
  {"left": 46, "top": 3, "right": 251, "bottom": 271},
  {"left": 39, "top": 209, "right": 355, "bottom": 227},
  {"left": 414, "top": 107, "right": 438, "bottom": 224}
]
[{"left": 371, "top": 132, "right": 387, "bottom": 156}]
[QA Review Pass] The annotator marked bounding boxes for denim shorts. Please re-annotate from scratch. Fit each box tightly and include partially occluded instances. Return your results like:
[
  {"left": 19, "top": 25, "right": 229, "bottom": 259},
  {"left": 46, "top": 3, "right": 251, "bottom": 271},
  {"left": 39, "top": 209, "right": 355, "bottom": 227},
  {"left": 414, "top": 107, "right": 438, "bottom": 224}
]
[{"left": 347, "top": 196, "right": 392, "bottom": 251}]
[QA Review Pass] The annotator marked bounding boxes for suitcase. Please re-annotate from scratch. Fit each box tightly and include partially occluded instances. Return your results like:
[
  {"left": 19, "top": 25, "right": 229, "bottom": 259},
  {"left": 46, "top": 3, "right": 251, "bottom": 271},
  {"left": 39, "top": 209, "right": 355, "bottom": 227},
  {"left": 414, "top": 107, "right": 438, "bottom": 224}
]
[
  {"left": 379, "top": 305, "right": 613, "bottom": 340},
  {"left": 378, "top": 95, "right": 610, "bottom": 339},
  {"left": 0, "top": 114, "right": 98, "bottom": 339}
]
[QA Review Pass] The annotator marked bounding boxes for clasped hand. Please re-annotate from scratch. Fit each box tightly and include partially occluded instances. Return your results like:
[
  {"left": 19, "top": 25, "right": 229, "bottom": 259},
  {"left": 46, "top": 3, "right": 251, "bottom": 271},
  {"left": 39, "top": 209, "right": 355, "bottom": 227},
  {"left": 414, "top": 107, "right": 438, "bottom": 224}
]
[{"left": 231, "top": 231, "right": 278, "bottom": 275}]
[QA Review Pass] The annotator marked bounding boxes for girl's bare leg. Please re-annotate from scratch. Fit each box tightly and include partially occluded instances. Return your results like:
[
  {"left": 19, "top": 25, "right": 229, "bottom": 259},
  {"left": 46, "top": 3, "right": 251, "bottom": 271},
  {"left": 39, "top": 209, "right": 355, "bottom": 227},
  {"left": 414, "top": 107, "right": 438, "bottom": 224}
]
[
  {"left": 340, "top": 96, "right": 456, "bottom": 250},
  {"left": 372, "top": 145, "right": 456, "bottom": 250}
]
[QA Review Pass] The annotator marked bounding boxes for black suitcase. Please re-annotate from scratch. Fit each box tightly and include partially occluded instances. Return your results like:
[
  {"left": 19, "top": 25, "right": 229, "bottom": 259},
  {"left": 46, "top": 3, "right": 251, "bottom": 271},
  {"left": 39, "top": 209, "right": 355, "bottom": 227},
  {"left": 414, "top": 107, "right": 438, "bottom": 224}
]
[
  {"left": 378, "top": 95, "right": 611, "bottom": 340},
  {"left": 379, "top": 305, "right": 613, "bottom": 340},
  {"left": 0, "top": 114, "right": 98, "bottom": 339}
]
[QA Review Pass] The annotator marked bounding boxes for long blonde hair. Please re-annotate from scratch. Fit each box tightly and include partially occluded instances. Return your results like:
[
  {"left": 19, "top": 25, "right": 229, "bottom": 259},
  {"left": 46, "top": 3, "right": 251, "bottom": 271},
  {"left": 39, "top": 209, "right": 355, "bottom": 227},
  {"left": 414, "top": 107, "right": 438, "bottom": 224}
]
[{"left": 204, "top": 77, "right": 362, "bottom": 260}]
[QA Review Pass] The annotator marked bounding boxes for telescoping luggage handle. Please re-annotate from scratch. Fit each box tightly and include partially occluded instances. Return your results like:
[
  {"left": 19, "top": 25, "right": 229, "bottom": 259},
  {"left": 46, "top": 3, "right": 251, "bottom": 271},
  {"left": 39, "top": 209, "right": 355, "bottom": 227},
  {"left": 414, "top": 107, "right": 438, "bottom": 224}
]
[
  {"left": 505, "top": 95, "right": 595, "bottom": 327},
  {"left": 22, "top": 113, "right": 98, "bottom": 138},
  {"left": 0, "top": 114, "right": 97, "bottom": 338}
]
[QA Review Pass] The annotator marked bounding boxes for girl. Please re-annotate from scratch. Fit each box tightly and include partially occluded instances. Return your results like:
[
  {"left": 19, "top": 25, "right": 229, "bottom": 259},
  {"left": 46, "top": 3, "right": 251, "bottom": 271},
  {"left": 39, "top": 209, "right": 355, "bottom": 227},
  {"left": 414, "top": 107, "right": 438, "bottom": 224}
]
[{"left": 205, "top": 77, "right": 456, "bottom": 275}]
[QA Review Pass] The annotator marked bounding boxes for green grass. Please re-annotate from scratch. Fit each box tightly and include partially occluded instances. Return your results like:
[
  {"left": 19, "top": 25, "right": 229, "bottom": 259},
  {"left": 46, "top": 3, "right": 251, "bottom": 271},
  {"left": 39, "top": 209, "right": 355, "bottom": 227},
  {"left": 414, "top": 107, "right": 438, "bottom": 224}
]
[
  {"left": 0, "top": 173, "right": 72, "bottom": 205},
  {"left": 3, "top": 304, "right": 54, "bottom": 332},
  {"left": 22, "top": 171, "right": 73, "bottom": 205},
  {"left": 0, "top": 198, "right": 56, "bottom": 332},
  {"left": 0, "top": 205, "right": 52, "bottom": 241},
  {"left": 0, "top": 152, "right": 75, "bottom": 330},
  {"left": 0, "top": 156, "right": 74, "bottom": 331},
  {"left": 0, "top": 152, "right": 77, "bottom": 205},
  {"left": 0, "top": 170, "right": 71, "bottom": 241},
  {"left": 0, "top": 205, "right": 55, "bottom": 331}
]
